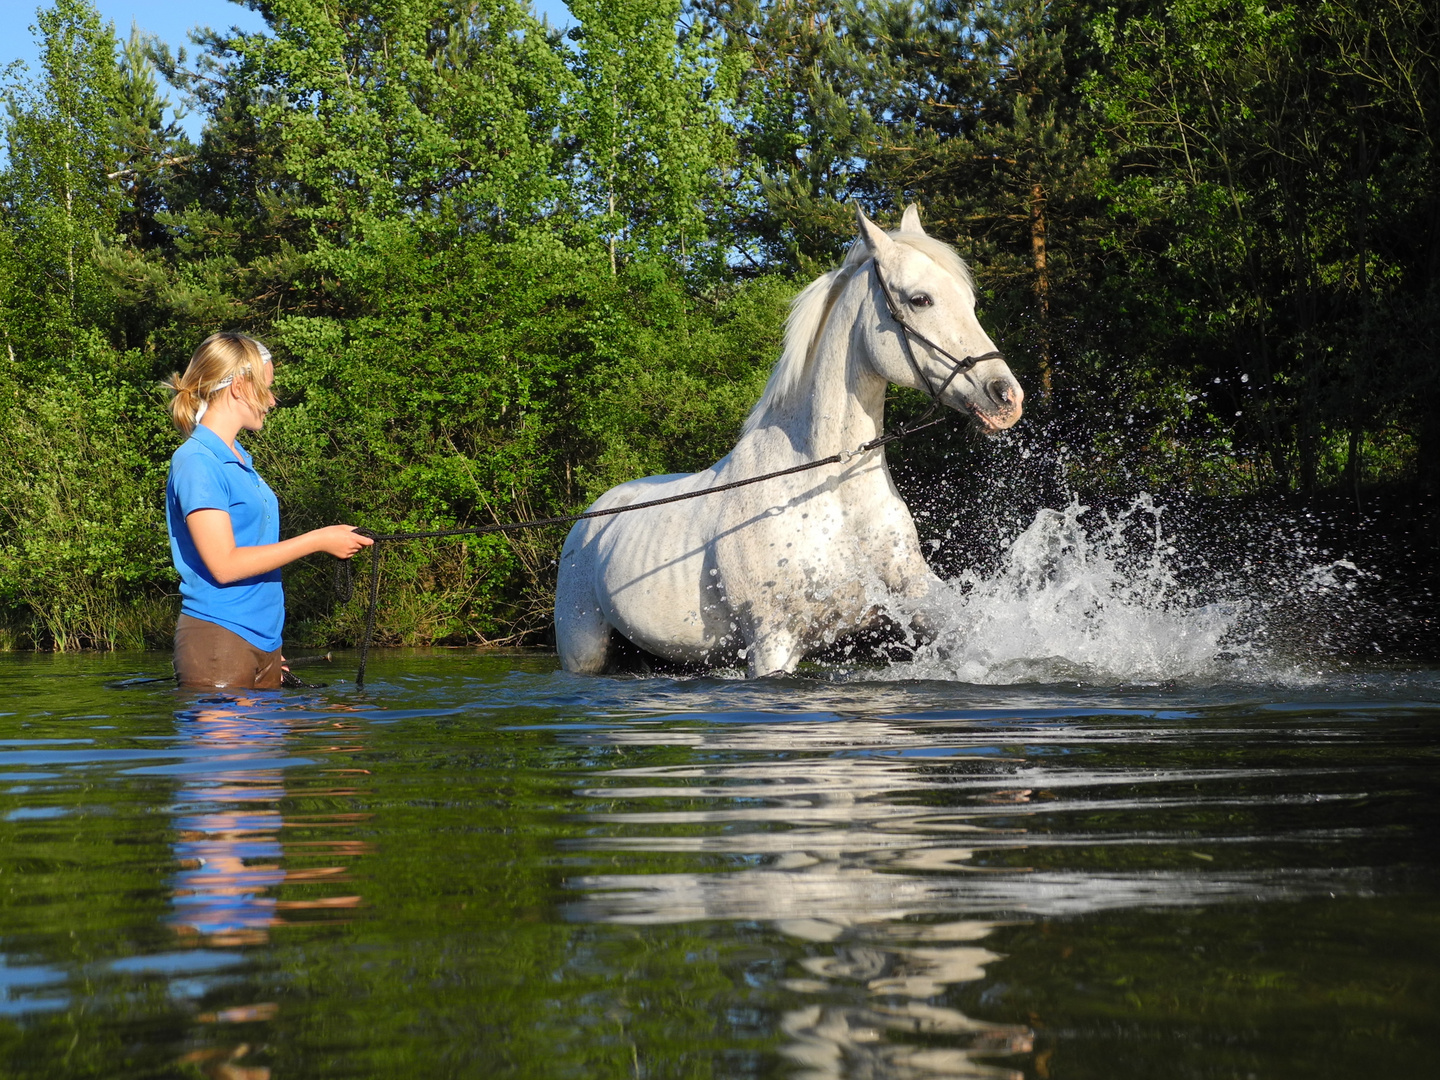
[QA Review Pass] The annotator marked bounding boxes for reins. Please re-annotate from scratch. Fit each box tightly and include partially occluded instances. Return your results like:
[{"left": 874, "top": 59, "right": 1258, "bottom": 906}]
[{"left": 338, "top": 259, "right": 1005, "bottom": 689}]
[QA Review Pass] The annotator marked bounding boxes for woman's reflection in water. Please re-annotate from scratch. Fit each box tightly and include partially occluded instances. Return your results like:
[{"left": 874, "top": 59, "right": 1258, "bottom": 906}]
[
  {"left": 171, "top": 694, "right": 369, "bottom": 944},
  {"left": 172, "top": 696, "right": 290, "bottom": 947},
  {"left": 170, "top": 693, "right": 370, "bottom": 1078}
]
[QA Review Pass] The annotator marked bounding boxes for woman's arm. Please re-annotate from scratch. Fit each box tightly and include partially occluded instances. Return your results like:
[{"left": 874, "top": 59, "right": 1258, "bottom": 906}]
[{"left": 186, "top": 509, "right": 374, "bottom": 584}]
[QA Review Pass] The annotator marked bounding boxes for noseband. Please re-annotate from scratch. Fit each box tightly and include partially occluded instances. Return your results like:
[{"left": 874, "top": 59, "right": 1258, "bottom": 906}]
[{"left": 871, "top": 258, "right": 1005, "bottom": 405}]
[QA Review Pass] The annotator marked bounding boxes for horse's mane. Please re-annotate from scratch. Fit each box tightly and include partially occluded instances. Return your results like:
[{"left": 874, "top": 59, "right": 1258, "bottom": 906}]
[{"left": 741, "top": 230, "right": 976, "bottom": 435}]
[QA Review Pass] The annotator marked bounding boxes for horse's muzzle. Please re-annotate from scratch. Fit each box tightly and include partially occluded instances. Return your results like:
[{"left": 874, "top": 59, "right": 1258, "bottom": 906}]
[
  {"left": 989, "top": 377, "right": 1022, "bottom": 412},
  {"left": 970, "top": 377, "right": 1024, "bottom": 431}
]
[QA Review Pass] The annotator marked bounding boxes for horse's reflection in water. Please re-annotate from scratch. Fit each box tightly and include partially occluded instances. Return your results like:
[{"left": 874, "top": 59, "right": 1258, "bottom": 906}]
[
  {"left": 565, "top": 718, "right": 1036, "bottom": 1078},
  {"left": 777, "top": 917, "right": 1030, "bottom": 1080}
]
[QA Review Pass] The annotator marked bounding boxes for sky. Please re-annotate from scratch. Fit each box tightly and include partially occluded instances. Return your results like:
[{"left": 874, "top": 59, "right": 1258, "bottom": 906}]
[{"left": 2, "top": 0, "right": 574, "bottom": 140}]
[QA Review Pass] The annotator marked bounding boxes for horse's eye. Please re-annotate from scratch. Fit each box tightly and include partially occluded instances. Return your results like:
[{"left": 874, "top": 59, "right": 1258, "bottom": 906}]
[{"left": 909, "top": 293, "right": 933, "bottom": 308}]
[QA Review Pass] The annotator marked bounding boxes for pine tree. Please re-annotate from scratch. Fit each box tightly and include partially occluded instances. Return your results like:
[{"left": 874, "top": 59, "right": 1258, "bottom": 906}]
[
  {"left": 866, "top": 0, "right": 1102, "bottom": 398},
  {"left": 689, "top": 0, "right": 902, "bottom": 269},
  {"left": 108, "top": 27, "right": 190, "bottom": 253}
]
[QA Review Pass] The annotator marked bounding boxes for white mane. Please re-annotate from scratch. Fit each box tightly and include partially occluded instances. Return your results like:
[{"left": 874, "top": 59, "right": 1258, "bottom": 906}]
[{"left": 742, "top": 230, "right": 976, "bottom": 435}]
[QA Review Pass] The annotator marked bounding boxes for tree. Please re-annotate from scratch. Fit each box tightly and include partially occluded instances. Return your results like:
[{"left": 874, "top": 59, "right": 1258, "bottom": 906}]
[
  {"left": 869, "top": 0, "right": 1105, "bottom": 397},
  {"left": 563, "top": 0, "right": 738, "bottom": 272},
  {"left": 1, "top": 0, "right": 119, "bottom": 364},
  {"left": 689, "top": 0, "right": 904, "bottom": 268},
  {"left": 108, "top": 27, "right": 190, "bottom": 254},
  {"left": 1086, "top": 0, "right": 1439, "bottom": 497},
  {"left": 223, "top": 0, "right": 569, "bottom": 239}
]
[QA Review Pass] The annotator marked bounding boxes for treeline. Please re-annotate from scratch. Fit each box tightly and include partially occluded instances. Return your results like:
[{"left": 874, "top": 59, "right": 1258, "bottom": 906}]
[{"left": 1, "top": 0, "right": 1435, "bottom": 650}]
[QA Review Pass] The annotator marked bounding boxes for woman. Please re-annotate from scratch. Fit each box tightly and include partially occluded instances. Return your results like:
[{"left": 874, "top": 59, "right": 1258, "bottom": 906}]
[{"left": 165, "top": 333, "right": 372, "bottom": 688}]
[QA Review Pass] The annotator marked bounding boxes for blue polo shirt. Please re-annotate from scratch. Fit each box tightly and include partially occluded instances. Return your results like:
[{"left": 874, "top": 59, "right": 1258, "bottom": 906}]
[{"left": 166, "top": 425, "right": 284, "bottom": 651}]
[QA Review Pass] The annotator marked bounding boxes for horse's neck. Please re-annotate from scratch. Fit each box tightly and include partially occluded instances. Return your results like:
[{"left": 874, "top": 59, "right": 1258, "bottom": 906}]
[{"left": 767, "top": 281, "right": 887, "bottom": 460}]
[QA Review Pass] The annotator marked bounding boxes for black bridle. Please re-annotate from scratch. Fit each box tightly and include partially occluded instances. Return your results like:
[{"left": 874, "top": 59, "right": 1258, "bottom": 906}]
[{"left": 870, "top": 258, "right": 1006, "bottom": 407}]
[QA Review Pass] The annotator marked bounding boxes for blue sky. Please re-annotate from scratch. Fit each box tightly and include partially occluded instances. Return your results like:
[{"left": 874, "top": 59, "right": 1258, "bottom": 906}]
[{"left": 2, "top": 1, "right": 574, "bottom": 140}]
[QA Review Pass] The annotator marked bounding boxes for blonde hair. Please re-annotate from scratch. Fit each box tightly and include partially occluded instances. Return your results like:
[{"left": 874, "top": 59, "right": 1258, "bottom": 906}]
[{"left": 164, "top": 333, "right": 273, "bottom": 435}]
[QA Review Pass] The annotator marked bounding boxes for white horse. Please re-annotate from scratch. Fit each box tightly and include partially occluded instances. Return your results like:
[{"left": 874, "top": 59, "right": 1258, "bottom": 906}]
[{"left": 555, "top": 206, "right": 1024, "bottom": 676}]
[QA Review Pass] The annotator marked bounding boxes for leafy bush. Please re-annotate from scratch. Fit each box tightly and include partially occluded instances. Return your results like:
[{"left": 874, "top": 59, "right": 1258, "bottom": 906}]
[{"left": 0, "top": 336, "right": 175, "bottom": 648}]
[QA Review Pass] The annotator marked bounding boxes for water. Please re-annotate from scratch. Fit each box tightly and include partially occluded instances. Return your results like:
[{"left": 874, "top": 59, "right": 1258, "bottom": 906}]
[
  {"left": 894, "top": 497, "right": 1249, "bottom": 683},
  {"left": 2, "top": 648, "right": 1438, "bottom": 1078},
  {"left": 3, "top": 496, "right": 1438, "bottom": 1077}
]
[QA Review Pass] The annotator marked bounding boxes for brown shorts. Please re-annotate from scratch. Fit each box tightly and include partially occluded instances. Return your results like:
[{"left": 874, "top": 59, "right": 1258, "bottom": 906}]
[{"left": 173, "top": 614, "right": 283, "bottom": 689}]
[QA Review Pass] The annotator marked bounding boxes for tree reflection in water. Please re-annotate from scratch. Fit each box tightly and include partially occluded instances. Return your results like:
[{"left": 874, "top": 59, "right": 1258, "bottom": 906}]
[{"left": 565, "top": 718, "right": 1039, "bottom": 1078}]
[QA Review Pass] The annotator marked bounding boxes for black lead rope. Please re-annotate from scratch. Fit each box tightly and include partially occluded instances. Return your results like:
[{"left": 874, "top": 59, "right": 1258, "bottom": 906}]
[
  {"left": 340, "top": 260, "right": 1004, "bottom": 688},
  {"left": 338, "top": 417, "right": 943, "bottom": 687}
]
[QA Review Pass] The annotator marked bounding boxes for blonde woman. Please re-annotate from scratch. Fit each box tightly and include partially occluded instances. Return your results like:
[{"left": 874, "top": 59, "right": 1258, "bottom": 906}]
[{"left": 165, "top": 333, "right": 372, "bottom": 688}]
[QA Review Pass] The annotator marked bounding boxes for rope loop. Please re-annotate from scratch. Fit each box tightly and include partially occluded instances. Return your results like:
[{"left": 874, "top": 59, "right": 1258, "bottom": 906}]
[{"left": 334, "top": 556, "right": 354, "bottom": 604}]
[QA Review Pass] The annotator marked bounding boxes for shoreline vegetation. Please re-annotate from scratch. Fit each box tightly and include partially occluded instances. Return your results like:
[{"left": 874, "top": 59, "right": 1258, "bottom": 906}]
[{"left": 2, "top": 0, "right": 1436, "bottom": 656}]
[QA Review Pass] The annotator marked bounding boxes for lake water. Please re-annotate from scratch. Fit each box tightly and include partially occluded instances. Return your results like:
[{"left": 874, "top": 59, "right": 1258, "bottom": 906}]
[{"left": 1, "top": 648, "right": 1437, "bottom": 1078}]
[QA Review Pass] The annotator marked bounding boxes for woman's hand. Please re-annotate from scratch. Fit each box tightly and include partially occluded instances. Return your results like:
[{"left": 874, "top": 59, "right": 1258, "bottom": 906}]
[
  {"left": 310, "top": 525, "right": 374, "bottom": 559},
  {"left": 187, "top": 511, "right": 375, "bottom": 583}
]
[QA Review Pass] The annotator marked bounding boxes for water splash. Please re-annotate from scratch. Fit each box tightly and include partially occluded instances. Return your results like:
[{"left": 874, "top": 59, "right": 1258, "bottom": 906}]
[{"left": 861, "top": 494, "right": 1370, "bottom": 686}]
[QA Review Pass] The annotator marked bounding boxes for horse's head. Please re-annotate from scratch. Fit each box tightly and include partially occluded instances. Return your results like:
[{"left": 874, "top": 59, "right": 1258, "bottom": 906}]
[{"left": 856, "top": 206, "right": 1023, "bottom": 432}]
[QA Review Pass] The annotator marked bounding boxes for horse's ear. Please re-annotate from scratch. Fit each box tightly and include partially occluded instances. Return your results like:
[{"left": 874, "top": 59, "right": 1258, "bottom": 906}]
[
  {"left": 899, "top": 204, "right": 925, "bottom": 234},
  {"left": 856, "top": 204, "right": 895, "bottom": 258}
]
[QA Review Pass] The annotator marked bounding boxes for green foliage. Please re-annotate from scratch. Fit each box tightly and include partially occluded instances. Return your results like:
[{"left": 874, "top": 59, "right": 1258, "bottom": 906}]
[
  {"left": 0, "top": 337, "right": 175, "bottom": 649},
  {"left": 565, "top": 0, "right": 737, "bottom": 268},
  {"left": 2, "top": 0, "right": 120, "bottom": 361},
  {"left": 1082, "top": 0, "right": 1440, "bottom": 493},
  {"left": 0, "top": 0, "right": 1436, "bottom": 649},
  {"left": 690, "top": 0, "right": 899, "bottom": 267},
  {"left": 228, "top": 0, "right": 569, "bottom": 234}
]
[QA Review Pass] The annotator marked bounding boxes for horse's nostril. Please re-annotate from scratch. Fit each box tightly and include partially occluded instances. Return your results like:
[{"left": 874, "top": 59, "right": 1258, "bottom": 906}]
[{"left": 989, "top": 378, "right": 1018, "bottom": 407}]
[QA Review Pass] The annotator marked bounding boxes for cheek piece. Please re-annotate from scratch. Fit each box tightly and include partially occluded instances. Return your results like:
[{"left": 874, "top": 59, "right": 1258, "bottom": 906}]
[{"left": 871, "top": 259, "right": 1005, "bottom": 405}]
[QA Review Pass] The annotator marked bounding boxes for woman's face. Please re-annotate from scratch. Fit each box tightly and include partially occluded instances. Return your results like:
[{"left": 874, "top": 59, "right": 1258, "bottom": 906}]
[{"left": 238, "top": 361, "right": 276, "bottom": 432}]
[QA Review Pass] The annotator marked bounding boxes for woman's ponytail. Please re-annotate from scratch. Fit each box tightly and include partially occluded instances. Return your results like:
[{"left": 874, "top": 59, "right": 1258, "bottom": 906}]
[{"left": 165, "top": 371, "right": 203, "bottom": 435}]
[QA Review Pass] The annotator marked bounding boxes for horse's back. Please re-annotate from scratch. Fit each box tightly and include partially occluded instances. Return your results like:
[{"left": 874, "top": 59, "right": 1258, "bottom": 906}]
[{"left": 589, "top": 471, "right": 695, "bottom": 510}]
